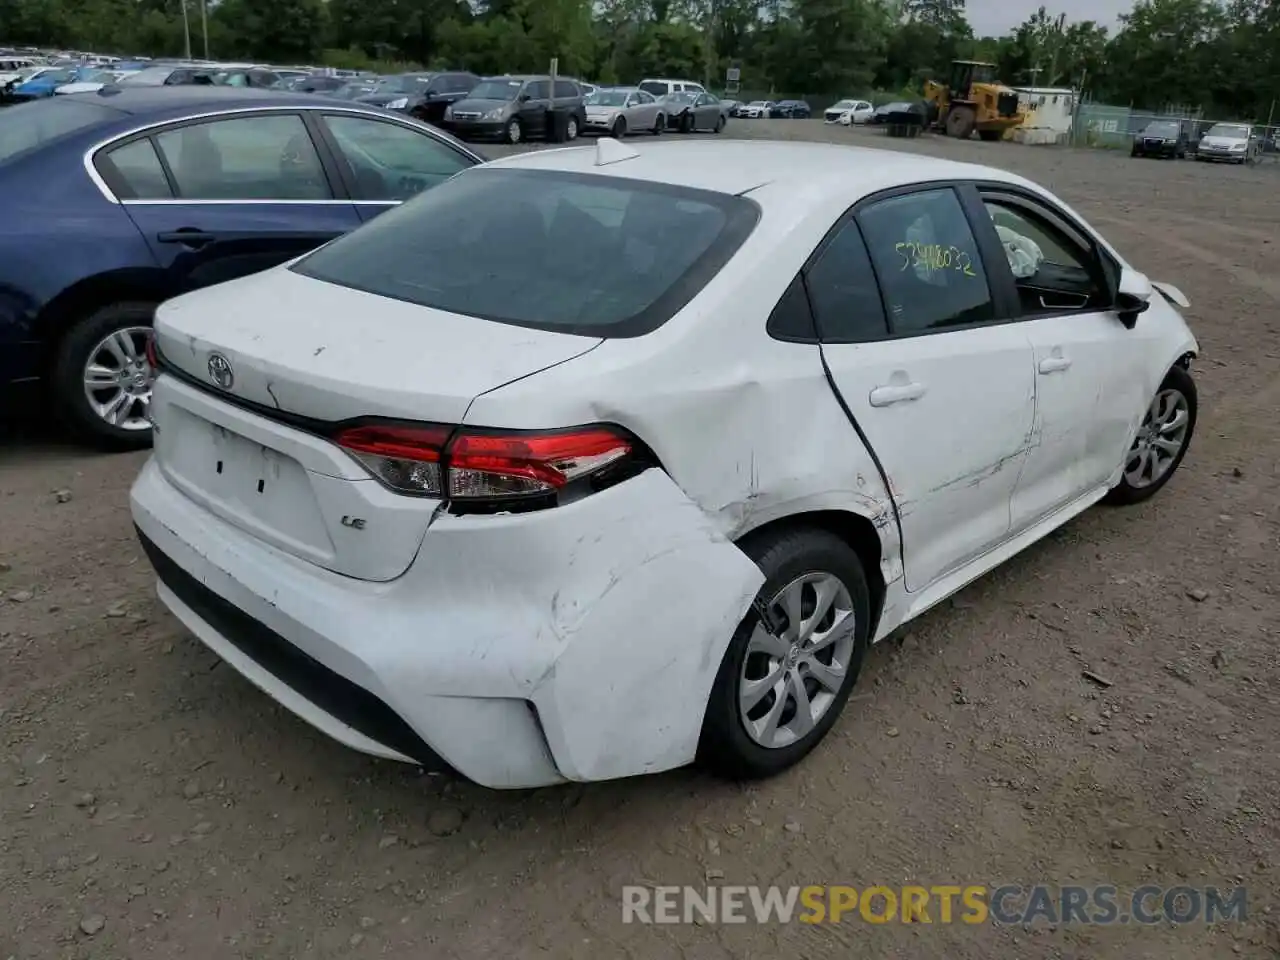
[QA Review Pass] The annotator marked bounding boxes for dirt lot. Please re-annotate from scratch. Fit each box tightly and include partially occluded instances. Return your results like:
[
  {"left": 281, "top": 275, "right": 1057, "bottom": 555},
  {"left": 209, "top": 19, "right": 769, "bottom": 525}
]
[{"left": 2, "top": 120, "right": 1279, "bottom": 959}]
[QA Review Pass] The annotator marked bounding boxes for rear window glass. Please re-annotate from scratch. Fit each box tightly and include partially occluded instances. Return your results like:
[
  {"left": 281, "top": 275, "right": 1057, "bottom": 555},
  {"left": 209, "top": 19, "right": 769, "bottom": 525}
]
[
  {"left": 291, "top": 167, "right": 759, "bottom": 337},
  {"left": 638, "top": 81, "right": 668, "bottom": 97},
  {"left": 0, "top": 98, "right": 118, "bottom": 167}
]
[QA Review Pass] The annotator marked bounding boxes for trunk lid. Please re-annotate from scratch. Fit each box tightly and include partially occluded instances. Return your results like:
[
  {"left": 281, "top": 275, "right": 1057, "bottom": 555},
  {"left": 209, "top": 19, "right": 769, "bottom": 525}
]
[{"left": 152, "top": 267, "right": 603, "bottom": 582}]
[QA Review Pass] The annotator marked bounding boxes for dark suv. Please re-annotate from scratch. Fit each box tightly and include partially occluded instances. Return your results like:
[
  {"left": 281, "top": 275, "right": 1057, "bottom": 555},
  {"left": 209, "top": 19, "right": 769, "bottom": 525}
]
[
  {"left": 353, "top": 71, "right": 479, "bottom": 126},
  {"left": 441, "top": 74, "right": 586, "bottom": 144}
]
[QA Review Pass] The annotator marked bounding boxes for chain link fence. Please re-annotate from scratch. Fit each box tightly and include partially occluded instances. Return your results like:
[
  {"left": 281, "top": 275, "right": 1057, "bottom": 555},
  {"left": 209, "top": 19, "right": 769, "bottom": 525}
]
[{"left": 1072, "top": 100, "right": 1279, "bottom": 160}]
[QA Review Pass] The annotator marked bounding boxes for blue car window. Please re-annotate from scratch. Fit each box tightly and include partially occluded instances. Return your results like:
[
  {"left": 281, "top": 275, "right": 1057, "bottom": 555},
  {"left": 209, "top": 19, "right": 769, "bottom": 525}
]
[
  {"left": 154, "top": 114, "right": 331, "bottom": 201},
  {"left": 322, "top": 115, "right": 471, "bottom": 201},
  {"left": 100, "top": 138, "right": 173, "bottom": 200}
]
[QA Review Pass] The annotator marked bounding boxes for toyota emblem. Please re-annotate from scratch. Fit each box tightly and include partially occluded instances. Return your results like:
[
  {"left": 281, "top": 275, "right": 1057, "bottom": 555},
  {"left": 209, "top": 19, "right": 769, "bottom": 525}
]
[{"left": 207, "top": 353, "right": 234, "bottom": 390}]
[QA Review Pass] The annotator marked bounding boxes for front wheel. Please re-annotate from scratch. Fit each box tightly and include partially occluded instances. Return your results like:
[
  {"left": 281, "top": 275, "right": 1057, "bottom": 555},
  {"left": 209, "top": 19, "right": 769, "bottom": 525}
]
[
  {"left": 1104, "top": 365, "right": 1197, "bottom": 506},
  {"left": 52, "top": 301, "right": 159, "bottom": 450},
  {"left": 698, "top": 526, "right": 871, "bottom": 780},
  {"left": 504, "top": 118, "right": 522, "bottom": 144},
  {"left": 652, "top": 113, "right": 665, "bottom": 135},
  {"left": 611, "top": 116, "right": 627, "bottom": 139},
  {"left": 680, "top": 112, "right": 694, "bottom": 134},
  {"left": 714, "top": 115, "right": 725, "bottom": 134}
]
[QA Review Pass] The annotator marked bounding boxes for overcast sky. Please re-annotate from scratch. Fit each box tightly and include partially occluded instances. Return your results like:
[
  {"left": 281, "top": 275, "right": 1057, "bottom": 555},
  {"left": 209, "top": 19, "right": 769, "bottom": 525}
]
[{"left": 966, "top": 0, "right": 1129, "bottom": 36}]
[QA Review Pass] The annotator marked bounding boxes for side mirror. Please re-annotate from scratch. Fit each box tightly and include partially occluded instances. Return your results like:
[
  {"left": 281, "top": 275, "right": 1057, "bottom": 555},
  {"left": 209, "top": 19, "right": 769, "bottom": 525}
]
[
  {"left": 518, "top": 92, "right": 531, "bottom": 102},
  {"left": 1115, "top": 268, "right": 1152, "bottom": 329}
]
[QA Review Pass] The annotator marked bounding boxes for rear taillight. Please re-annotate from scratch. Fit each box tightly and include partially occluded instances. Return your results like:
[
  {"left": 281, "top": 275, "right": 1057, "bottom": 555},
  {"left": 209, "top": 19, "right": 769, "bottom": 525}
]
[
  {"left": 336, "top": 423, "right": 450, "bottom": 497},
  {"left": 334, "top": 422, "right": 640, "bottom": 510}
]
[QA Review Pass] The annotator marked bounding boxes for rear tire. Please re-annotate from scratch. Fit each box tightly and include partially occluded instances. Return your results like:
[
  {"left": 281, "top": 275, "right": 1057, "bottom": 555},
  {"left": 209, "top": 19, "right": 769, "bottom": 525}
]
[
  {"left": 566, "top": 115, "right": 579, "bottom": 141},
  {"left": 1103, "top": 365, "right": 1197, "bottom": 506},
  {"left": 52, "top": 301, "right": 159, "bottom": 451},
  {"left": 698, "top": 526, "right": 871, "bottom": 780}
]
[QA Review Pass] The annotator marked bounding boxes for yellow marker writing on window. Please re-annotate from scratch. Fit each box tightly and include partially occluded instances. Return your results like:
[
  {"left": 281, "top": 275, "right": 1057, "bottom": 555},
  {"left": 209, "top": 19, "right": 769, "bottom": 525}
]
[{"left": 894, "top": 241, "right": 977, "bottom": 278}]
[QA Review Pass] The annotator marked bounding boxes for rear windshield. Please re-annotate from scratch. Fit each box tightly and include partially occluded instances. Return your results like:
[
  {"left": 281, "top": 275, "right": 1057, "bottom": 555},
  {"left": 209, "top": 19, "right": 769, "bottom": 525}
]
[
  {"left": 292, "top": 167, "right": 760, "bottom": 338},
  {"left": 1142, "top": 121, "right": 1180, "bottom": 137},
  {"left": 0, "top": 98, "right": 118, "bottom": 167}
]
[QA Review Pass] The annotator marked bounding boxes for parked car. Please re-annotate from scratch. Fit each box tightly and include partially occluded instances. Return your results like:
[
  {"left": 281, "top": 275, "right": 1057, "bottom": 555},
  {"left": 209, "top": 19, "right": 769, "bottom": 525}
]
[
  {"left": 771, "top": 100, "right": 810, "bottom": 119},
  {"left": 113, "top": 64, "right": 220, "bottom": 88},
  {"left": 331, "top": 80, "right": 380, "bottom": 100},
  {"left": 637, "top": 77, "right": 706, "bottom": 100},
  {"left": 662, "top": 91, "right": 729, "bottom": 133},
  {"left": 0, "top": 88, "right": 483, "bottom": 446},
  {"left": 351, "top": 71, "right": 479, "bottom": 126},
  {"left": 824, "top": 98, "right": 873, "bottom": 124},
  {"left": 583, "top": 85, "right": 667, "bottom": 137},
  {"left": 4, "top": 66, "right": 83, "bottom": 101},
  {"left": 720, "top": 98, "right": 741, "bottom": 117},
  {"left": 868, "top": 101, "right": 912, "bottom": 125},
  {"left": 441, "top": 74, "right": 585, "bottom": 144},
  {"left": 275, "top": 74, "right": 346, "bottom": 94},
  {"left": 739, "top": 100, "right": 774, "bottom": 118},
  {"left": 1130, "top": 119, "right": 1188, "bottom": 159},
  {"left": 129, "top": 139, "right": 1199, "bottom": 789},
  {"left": 1194, "top": 121, "right": 1261, "bottom": 164},
  {"left": 210, "top": 66, "right": 282, "bottom": 89}
]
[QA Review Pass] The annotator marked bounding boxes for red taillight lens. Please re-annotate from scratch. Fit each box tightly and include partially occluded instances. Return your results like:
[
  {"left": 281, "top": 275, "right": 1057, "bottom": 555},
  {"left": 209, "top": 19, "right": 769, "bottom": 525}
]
[
  {"left": 448, "top": 428, "right": 632, "bottom": 500},
  {"left": 335, "top": 423, "right": 451, "bottom": 497},
  {"left": 144, "top": 331, "right": 158, "bottom": 368},
  {"left": 334, "top": 422, "right": 637, "bottom": 505}
]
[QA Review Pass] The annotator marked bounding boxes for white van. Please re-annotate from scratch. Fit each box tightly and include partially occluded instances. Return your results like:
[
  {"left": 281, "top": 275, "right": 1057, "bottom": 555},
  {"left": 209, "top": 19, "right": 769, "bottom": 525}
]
[{"left": 637, "top": 78, "right": 706, "bottom": 99}]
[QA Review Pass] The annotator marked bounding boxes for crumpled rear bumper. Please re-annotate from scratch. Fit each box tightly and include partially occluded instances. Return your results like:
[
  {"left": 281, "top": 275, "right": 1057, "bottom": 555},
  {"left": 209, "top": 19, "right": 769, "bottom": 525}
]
[{"left": 132, "top": 459, "right": 764, "bottom": 788}]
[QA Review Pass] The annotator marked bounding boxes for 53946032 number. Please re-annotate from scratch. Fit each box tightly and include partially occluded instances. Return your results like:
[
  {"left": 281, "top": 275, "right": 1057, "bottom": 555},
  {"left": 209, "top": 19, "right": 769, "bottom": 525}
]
[{"left": 895, "top": 241, "right": 977, "bottom": 278}]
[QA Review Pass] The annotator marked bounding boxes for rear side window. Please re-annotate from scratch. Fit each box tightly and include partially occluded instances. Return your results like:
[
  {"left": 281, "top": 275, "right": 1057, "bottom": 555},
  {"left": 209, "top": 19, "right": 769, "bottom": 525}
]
[
  {"left": 554, "top": 80, "right": 579, "bottom": 98},
  {"left": 0, "top": 98, "right": 118, "bottom": 167},
  {"left": 638, "top": 81, "right": 667, "bottom": 98},
  {"left": 154, "top": 114, "right": 331, "bottom": 201},
  {"left": 804, "top": 219, "right": 888, "bottom": 342},
  {"left": 292, "top": 167, "right": 760, "bottom": 337},
  {"left": 856, "top": 188, "right": 994, "bottom": 334},
  {"left": 99, "top": 138, "right": 173, "bottom": 199}
]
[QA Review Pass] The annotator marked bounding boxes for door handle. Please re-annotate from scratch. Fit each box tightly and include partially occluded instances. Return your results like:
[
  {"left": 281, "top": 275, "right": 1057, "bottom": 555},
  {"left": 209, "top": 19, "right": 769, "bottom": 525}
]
[
  {"left": 1038, "top": 355, "right": 1073, "bottom": 374},
  {"left": 868, "top": 381, "right": 927, "bottom": 407},
  {"left": 157, "top": 229, "right": 216, "bottom": 248}
]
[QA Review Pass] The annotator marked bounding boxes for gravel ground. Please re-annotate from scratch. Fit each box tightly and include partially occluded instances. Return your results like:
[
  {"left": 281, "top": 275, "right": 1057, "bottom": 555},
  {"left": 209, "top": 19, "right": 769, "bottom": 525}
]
[{"left": 2, "top": 120, "right": 1279, "bottom": 959}]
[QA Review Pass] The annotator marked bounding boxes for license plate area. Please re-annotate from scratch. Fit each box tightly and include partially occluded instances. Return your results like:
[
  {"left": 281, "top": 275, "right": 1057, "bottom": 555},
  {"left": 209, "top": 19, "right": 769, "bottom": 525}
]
[{"left": 158, "top": 404, "right": 336, "bottom": 563}]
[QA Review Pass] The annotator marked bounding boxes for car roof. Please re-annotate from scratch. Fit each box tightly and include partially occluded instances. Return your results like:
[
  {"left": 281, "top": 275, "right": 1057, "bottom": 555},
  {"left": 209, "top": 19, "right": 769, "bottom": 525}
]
[
  {"left": 485, "top": 139, "right": 1030, "bottom": 203},
  {"left": 63, "top": 86, "right": 364, "bottom": 116}
]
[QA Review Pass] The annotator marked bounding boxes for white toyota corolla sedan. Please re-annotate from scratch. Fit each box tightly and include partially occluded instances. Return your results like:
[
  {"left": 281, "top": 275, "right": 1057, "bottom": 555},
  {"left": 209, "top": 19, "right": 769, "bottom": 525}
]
[{"left": 131, "top": 138, "right": 1199, "bottom": 789}]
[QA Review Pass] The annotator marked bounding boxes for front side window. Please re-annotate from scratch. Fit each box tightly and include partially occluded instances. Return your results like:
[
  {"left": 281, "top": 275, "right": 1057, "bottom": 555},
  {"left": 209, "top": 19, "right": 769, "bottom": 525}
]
[
  {"left": 154, "top": 114, "right": 331, "bottom": 201},
  {"left": 292, "top": 167, "right": 759, "bottom": 337},
  {"left": 857, "top": 188, "right": 994, "bottom": 334},
  {"left": 982, "top": 196, "right": 1107, "bottom": 314},
  {"left": 323, "top": 115, "right": 471, "bottom": 200},
  {"left": 525, "top": 80, "right": 551, "bottom": 99}
]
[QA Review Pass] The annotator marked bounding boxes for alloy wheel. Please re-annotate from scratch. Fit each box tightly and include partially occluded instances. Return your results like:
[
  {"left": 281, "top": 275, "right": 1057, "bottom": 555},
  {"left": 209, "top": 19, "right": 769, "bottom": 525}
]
[
  {"left": 738, "top": 572, "right": 856, "bottom": 749},
  {"left": 1124, "top": 387, "right": 1190, "bottom": 489},
  {"left": 81, "top": 326, "right": 155, "bottom": 432}
]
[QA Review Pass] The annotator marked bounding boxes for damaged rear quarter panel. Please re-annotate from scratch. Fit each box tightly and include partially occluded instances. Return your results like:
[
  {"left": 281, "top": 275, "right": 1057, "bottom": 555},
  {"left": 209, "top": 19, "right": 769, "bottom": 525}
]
[{"left": 411, "top": 469, "right": 764, "bottom": 782}]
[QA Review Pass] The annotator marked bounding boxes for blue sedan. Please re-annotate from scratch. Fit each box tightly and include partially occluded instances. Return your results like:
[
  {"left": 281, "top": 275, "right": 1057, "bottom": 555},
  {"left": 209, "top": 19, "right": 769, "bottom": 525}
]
[{"left": 0, "top": 87, "right": 483, "bottom": 447}]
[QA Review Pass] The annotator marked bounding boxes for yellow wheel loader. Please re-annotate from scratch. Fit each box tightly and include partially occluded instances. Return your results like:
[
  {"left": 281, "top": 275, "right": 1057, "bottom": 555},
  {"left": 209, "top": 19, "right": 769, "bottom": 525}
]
[{"left": 923, "top": 60, "right": 1025, "bottom": 141}]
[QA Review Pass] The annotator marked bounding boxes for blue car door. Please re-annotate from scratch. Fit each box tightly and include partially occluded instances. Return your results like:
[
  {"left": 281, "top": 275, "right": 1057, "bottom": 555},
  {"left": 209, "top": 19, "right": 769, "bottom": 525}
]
[
  {"left": 99, "top": 110, "right": 361, "bottom": 290},
  {"left": 309, "top": 111, "right": 479, "bottom": 223}
]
